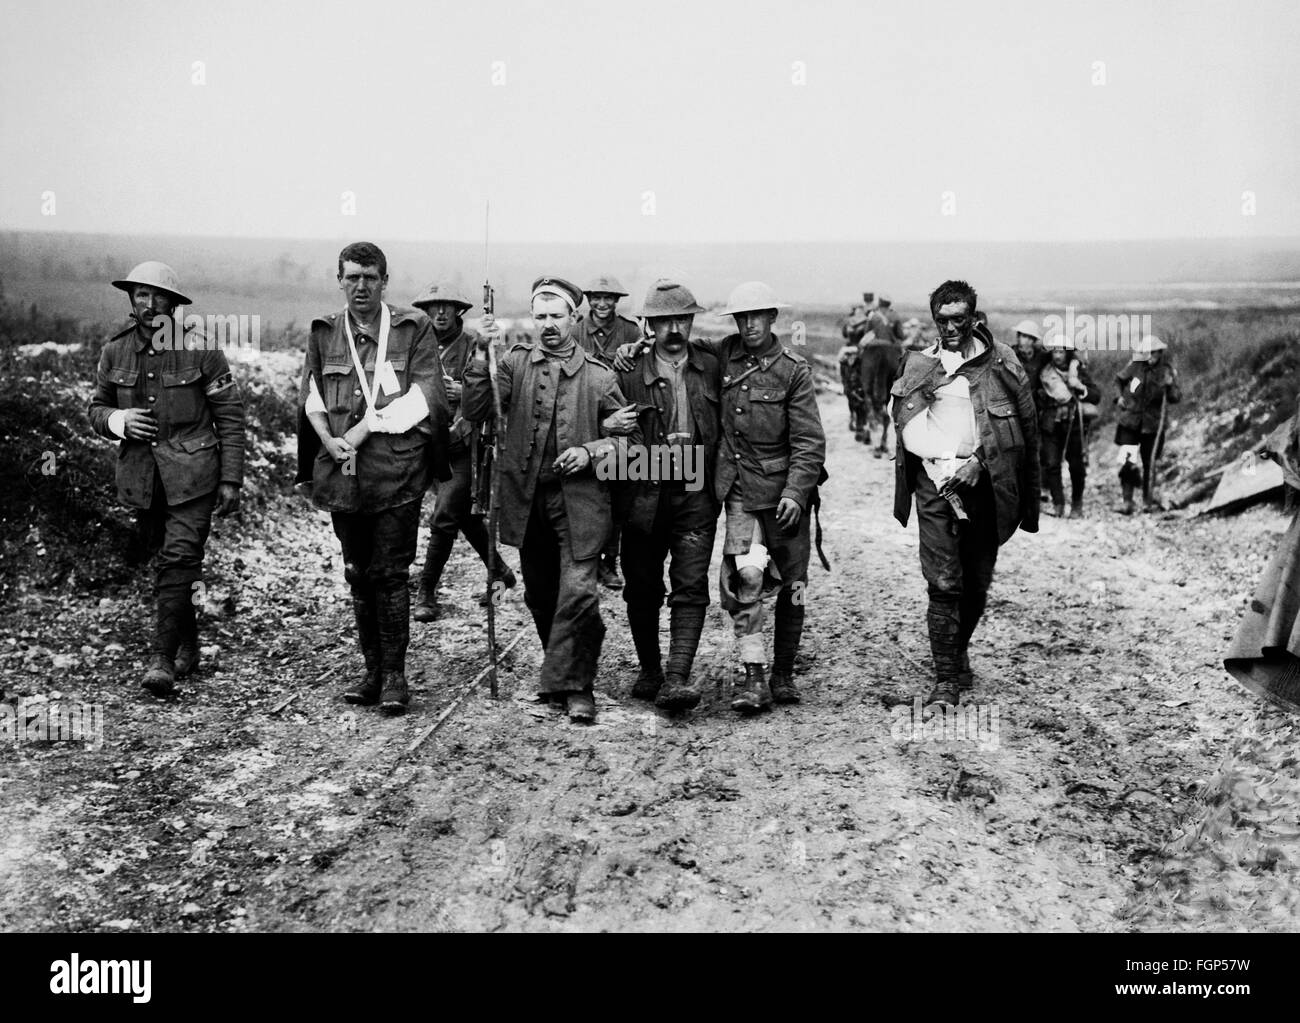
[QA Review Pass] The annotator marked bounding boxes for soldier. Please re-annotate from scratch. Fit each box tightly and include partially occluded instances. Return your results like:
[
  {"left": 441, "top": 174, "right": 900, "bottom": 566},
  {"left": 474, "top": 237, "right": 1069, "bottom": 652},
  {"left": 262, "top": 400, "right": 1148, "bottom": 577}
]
[
  {"left": 701, "top": 282, "right": 826, "bottom": 712},
  {"left": 88, "top": 261, "right": 245, "bottom": 697},
  {"left": 409, "top": 279, "right": 516, "bottom": 622},
  {"left": 1012, "top": 320, "right": 1045, "bottom": 380},
  {"left": 838, "top": 304, "right": 868, "bottom": 436},
  {"left": 1114, "top": 334, "right": 1181, "bottom": 514},
  {"left": 1037, "top": 330, "right": 1100, "bottom": 518},
  {"left": 902, "top": 317, "right": 928, "bottom": 352},
  {"left": 859, "top": 294, "right": 904, "bottom": 458},
  {"left": 300, "top": 242, "right": 450, "bottom": 714},
  {"left": 613, "top": 279, "right": 721, "bottom": 712},
  {"left": 573, "top": 273, "right": 642, "bottom": 591},
  {"left": 463, "top": 276, "right": 631, "bottom": 723},
  {"left": 891, "top": 280, "right": 1039, "bottom": 707}
]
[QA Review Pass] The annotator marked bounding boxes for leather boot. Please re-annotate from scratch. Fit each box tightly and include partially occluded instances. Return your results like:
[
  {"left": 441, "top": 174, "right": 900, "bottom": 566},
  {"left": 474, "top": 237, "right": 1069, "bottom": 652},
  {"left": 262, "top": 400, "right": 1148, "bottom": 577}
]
[
  {"left": 343, "top": 590, "right": 382, "bottom": 705},
  {"left": 957, "top": 648, "right": 974, "bottom": 694},
  {"left": 627, "top": 603, "right": 664, "bottom": 699},
  {"left": 376, "top": 585, "right": 411, "bottom": 714},
  {"left": 1069, "top": 498, "right": 1084, "bottom": 519},
  {"left": 656, "top": 605, "right": 706, "bottom": 710},
  {"left": 478, "top": 565, "right": 518, "bottom": 607},
  {"left": 769, "top": 589, "right": 805, "bottom": 704},
  {"left": 598, "top": 553, "right": 624, "bottom": 590},
  {"left": 141, "top": 654, "right": 176, "bottom": 697},
  {"left": 926, "top": 598, "right": 963, "bottom": 706},
  {"left": 1052, "top": 501, "right": 1066, "bottom": 518},
  {"left": 413, "top": 536, "right": 453, "bottom": 622},
  {"left": 731, "top": 663, "right": 772, "bottom": 714},
  {"left": 174, "top": 595, "right": 200, "bottom": 677},
  {"left": 1117, "top": 481, "right": 1136, "bottom": 516}
]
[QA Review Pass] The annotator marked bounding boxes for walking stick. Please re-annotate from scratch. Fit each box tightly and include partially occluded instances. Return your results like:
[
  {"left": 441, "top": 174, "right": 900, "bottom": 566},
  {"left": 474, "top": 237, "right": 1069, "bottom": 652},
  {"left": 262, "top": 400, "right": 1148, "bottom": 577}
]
[
  {"left": 1146, "top": 390, "right": 1168, "bottom": 507},
  {"left": 481, "top": 201, "right": 503, "bottom": 698}
]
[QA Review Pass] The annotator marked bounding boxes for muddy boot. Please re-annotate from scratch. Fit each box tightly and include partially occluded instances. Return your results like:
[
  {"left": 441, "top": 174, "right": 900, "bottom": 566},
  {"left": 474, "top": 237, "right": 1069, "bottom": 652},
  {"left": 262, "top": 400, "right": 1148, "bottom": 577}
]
[
  {"left": 141, "top": 654, "right": 176, "bottom": 697},
  {"left": 343, "top": 591, "right": 382, "bottom": 705},
  {"left": 1117, "top": 481, "right": 1136, "bottom": 516},
  {"left": 1069, "top": 498, "right": 1085, "bottom": 520},
  {"left": 926, "top": 598, "right": 963, "bottom": 707},
  {"left": 598, "top": 554, "right": 624, "bottom": 590},
  {"left": 628, "top": 603, "right": 664, "bottom": 700},
  {"left": 478, "top": 565, "right": 518, "bottom": 607},
  {"left": 656, "top": 605, "right": 706, "bottom": 710},
  {"left": 769, "top": 589, "right": 804, "bottom": 704},
  {"left": 731, "top": 663, "right": 772, "bottom": 714},
  {"left": 1052, "top": 501, "right": 1066, "bottom": 518},
  {"left": 413, "top": 535, "right": 452, "bottom": 622},
  {"left": 174, "top": 598, "right": 200, "bottom": 678},
  {"left": 376, "top": 585, "right": 412, "bottom": 715},
  {"left": 566, "top": 689, "right": 597, "bottom": 723},
  {"left": 957, "top": 649, "right": 974, "bottom": 695}
]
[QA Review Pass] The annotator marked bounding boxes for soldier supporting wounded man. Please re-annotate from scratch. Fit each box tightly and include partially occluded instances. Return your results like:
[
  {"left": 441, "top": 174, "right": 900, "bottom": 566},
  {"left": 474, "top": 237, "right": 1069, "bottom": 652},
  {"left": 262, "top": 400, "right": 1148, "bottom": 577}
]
[{"left": 88, "top": 261, "right": 245, "bottom": 698}]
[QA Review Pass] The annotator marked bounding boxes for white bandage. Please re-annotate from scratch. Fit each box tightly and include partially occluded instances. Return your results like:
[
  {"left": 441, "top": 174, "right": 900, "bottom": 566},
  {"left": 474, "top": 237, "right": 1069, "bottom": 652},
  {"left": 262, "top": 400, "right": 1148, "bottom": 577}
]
[
  {"left": 304, "top": 375, "right": 327, "bottom": 415},
  {"left": 369, "top": 387, "right": 430, "bottom": 434},
  {"left": 107, "top": 409, "right": 127, "bottom": 439}
]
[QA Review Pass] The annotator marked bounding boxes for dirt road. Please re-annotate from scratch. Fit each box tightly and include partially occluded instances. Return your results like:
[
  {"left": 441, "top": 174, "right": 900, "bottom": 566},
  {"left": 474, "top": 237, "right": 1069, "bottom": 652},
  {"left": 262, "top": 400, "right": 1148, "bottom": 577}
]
[{"left": 0, "top": 392, "right": 1282, "bottom": 931}]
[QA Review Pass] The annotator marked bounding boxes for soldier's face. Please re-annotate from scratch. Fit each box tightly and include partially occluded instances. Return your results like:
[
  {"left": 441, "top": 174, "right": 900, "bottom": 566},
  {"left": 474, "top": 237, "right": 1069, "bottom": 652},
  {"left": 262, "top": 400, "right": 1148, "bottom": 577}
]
[
  {"left": 734, "top": 309, "right": 777, "bottom": 347},
  {"left": 532, "top": 296, "right": 576, "bottom": 348},
  {"left": 1015, "top": 333, "right": 1036, "bottom": 355},
  {"left": 934, "top": 301, "right": 974, "bottom": 349},
  {"left": 588, "top": 292, "right": 618, "bottom": 320},
  {"left": 1050, "top": 349, "right": 1069, "bottom": 368},
  {"left": 426, "top": 301, "right": 459, "bottom": 334},
  {"left": 339, "top": 261, "right": 386, "bottom": 318},
  {"left": 649, "top": 315, "right": 693, "bottom": 353},
  {"left": 131, "top": 286, "right": 176, "bottom": 328}
]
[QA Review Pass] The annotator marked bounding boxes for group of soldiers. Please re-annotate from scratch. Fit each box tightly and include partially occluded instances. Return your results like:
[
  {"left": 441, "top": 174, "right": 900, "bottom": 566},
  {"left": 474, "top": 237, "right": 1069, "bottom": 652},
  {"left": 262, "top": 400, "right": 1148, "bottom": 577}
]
[{"left": 87, "top": 247, "right": 1175, "bottom": 723}]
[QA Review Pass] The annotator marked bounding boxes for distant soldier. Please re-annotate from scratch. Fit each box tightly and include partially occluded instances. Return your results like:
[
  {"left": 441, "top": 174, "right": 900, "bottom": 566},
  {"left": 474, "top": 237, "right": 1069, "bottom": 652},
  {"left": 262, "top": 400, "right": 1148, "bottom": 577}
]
[
  {"left": 463, "top": 277, "right": 630, "bottom": 723},
  {"left": 701, "top": 282, "right": 826, "bottom": 712},
  {"left": 409, "top": 279, "right": 516, "bottom": 622},
  {"left": 613, "top": 280, "right": 721, "bottom": 711},
  {"left": 1114, "top": 334, "right": 1181, "bottom": 514},
  {"left": 300, "top": 242, "right": 450, "bottom": 714},
  {"left": 88, "top": 261, "right": 245, "bottom": 697},
  {"left": 859, "top": 294, "right": 904, "bottom": 458},
  {"left": 1037, "top": 331, "right": 1099, "bottom": 518},
  {"left": 1012, "top": 320, "right": 1045, "bottom": 381},
  {"left": 902, "top": 317, "right": 928, "bottom": 352},
  {"left": 891, "top": 280, "right": 1039, "bottom": 707},
  {"left": 573, "top": 273, "right": 641, "bottom": 590},
  {"left": 838, "top": 304, "right": 869, "bottom": 435}
]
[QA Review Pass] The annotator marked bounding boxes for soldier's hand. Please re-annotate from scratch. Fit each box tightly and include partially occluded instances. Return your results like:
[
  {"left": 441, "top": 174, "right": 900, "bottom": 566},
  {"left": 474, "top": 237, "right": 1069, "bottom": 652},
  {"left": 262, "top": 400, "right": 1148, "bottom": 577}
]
[
  {"left": 323, "top": 436, "right": 354, "bottom": 463},
  {"left": 602, "top": 404, "right": 638, "bottom": 436},
  {"left": 122, "top": 408, "right": 159, "bottom": 441},
  {"left": 342, "top": 421, "right": 371, "bottom": 450},
  {"left": 476, "top": 314, "right": 502, "bottom": 350},
  {"left": 554, "top": 446, "right": 591, "bottom": 476},
  {"left": 444, "top": 377, "right": 463, "bottom": 402},
  {"left": 215, "top": 483, "right": 241, "bottom": 517},
  {"left": 775, "top": 497, "right": 802, "bottom": 531},
  {"left": 939, "top": 457, "right": 982, "bottom": 497},
  {"left": 612, "top": 342, "right": 647, "bottom": 373}
]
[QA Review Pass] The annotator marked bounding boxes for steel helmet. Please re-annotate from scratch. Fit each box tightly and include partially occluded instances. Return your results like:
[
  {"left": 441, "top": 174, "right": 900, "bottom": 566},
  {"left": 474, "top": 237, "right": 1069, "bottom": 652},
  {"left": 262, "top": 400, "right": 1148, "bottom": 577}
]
[
  {"left": 111, "top": 261, "right": 192, "bottom": 306},
  {"left": 719, "top": 281, "right": 791, "bottom": 316},
  {"left": 1042, "top": 330, "right": 1076, "bottom": 351},
  {"left": 582, "top": 274, "right": 628, "bottom": 297},
  {"left": 640, "top": 279, "right": 705, "bottom": 318},
  {"left": 412, "top": 278, "right": 474, "bottom": 312},
  {"left": 1132, "top": 334, "right": 1167, "bottom": 361},
  {"left": 1013, "top": 319, "right": 1041, "bottom": 341}
]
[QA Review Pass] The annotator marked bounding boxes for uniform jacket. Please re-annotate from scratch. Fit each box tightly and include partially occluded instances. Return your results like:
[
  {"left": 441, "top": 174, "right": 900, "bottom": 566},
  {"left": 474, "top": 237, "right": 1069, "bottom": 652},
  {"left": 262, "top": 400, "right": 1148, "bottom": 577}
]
[
  {"left": 573, "top": 312, "right": 643, "bottom": 367},
  {"left": 88, "top": 319, "right": 245, "bottom": 509},
  {"left": 435, "top": 321, "right": 479, "bottom": 450},
  {"left": 1035, "top": 357, "right": 1100, "bottom": 432},
  {"left": 299, "top": 305, "right": 450, "bottom": 514},
  {"left": 1115, "top": 359, "right": 1181, "bottom": 434},
  {"left": 615, "top": 343, "right": 722, "bottom": 532},
  {"left": 867, "top": 307, "right": 905, "bottom": 345},
  {"left": 697, "top": 334, "right": 826, "bottom": 512},
  {"left": 891, "top": 328, "right": 1040, "bottom": 544},
  {"left": 462, "top": 342, "right": 628, "bottom": 560}
]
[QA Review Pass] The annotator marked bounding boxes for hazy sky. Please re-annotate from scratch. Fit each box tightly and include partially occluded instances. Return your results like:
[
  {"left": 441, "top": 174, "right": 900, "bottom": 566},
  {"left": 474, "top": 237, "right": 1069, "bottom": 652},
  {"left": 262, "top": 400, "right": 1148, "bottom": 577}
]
[{"left": 2, "top": 0, "right": 1297, "bottom": 243}]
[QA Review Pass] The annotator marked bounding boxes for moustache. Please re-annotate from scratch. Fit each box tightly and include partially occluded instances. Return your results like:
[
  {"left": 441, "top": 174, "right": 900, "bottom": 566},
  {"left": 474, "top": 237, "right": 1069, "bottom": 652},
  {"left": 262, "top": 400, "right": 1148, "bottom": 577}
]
[{"left": 666, "top": 332, "right": 685, "bottom": 343}]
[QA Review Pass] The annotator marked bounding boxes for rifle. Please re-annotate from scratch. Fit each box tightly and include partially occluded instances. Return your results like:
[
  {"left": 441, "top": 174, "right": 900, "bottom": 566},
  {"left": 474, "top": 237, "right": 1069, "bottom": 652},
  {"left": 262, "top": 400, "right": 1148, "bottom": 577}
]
[
  {"left": 1146, "top": 389, "right": 1168, "bottom": 508},
  {"left": 470, "top": 202, "right": 505, "bottom": 698}
]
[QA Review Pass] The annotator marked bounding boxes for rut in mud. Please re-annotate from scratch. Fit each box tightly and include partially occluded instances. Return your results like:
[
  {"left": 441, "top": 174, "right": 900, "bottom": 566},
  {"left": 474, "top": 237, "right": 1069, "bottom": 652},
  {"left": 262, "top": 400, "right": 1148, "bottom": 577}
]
[{"left": 0, "top": 391, "right": 1276, "bottom": 932}]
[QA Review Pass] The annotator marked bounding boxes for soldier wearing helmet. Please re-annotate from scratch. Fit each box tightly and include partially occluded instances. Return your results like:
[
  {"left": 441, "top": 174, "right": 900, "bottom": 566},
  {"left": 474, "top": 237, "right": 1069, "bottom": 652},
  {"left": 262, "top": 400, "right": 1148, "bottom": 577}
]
[
  {"left": 463, "top": 276, "right": 632, "bottom": 724},
  {"left": 409, "top": 278, "right": 516, "bottom": 623},
  {"left": 1036, "top": 330, "right": 1099, "bottom": 518},
  {"left": 859, "top": 292, "right": 906, "bottom": 457},
  {"left": 88, "top": 261, "right": 246, "bottom": 697},
  {"left": 1114, "top": 334, "right": 1181, "bottom": 514},
  {"left": 610, "top": 279, "right": 721, "bottom": 712},
  {"left": 1012, "top": 319, "right": 1046, "bottom": 381},
  {"left": 573, "top": 273, "right": 643, "bottom": 591}
]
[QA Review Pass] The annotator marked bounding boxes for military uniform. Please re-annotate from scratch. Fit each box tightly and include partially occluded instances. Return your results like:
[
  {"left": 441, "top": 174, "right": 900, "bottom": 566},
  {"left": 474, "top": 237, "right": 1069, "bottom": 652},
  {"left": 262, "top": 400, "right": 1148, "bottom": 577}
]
[
  {"left": 859, "top": 305, "right": 904, "bottom": 452},
  {"left": 891, "top": 323, "right": 1039, "bottom": 704},
  {"left": 300, "top": 303, "right": 450, "bottom": 709},
  {"left": 88, "top": 314, "right": 245, "bottom": 687},
  {"left": 697, "top": 324, "right": 826, "bottom": 706},
  {"left": 1114, "top": 343, "right": 1181, "bottom": 510},
  {"left": 1036, "top": 351, "right": 1099, "bottom": 516},
  {"left": 573, "top": 311, "right": 643, "bottom": 368},
  {"left": 461, "top": 312, "right": 628, "bottom": 702}
]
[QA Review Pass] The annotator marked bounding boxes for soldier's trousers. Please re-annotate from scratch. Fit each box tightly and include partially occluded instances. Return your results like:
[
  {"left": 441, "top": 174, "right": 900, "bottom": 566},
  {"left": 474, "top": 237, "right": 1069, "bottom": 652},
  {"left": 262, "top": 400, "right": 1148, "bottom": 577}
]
[
  {"left": 520, "top": 482, "right": 605, "bottom": 695},
  {"left": 423, "top": 446, "right": 507, "bottom": 583},
  {"left": 332, "top": 498, "right": 422, "bottom": 673},
  {"left": 139, "top": 478, "right": 216, "bottom": 659},
  {"left": 912, "top": 463, "right": 1000, "bottom": 684},
  {"left": 718, "top": 488, "right": 811, "bottom": 664},
  {"left": 1041, "top": 419, "right": 1086, "bottom": 506},
  {"left": 621, "top": 486, "right": 717, "bottom": 611}
]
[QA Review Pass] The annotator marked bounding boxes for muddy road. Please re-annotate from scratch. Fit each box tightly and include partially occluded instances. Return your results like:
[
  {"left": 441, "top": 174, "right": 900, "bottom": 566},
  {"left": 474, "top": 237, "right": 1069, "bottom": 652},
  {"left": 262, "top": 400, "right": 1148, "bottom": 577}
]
[{"left": 0, "top": 392, "right": 1279, "bottom": 932}]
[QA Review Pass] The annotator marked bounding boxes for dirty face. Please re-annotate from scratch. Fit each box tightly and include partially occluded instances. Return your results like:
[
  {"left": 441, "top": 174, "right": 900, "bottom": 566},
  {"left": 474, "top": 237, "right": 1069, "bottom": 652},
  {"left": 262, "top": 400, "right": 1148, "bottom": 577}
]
[
  {"left": 1015, "top": 332, "right": 1037, "bottom": 357},
  {"left": 425, "top": 300, "right": 461, "bottom": 335},
  {"left": 649, "top": 315, "right": 693, "bottom": 355},
  {"left": 588, "top": 291, "right": 619, "bottom": 321},
  {"left": 131, "top": 285, "right": 176, "bottom": 331},
  {"left": 733, "top": 309, "right": 777, "bottom": 349},
  {"left": 339, "top": 260, "right": 386, "bottom": 321},
  {"left": 531, "top": 295, "right": 577, "bottom": 348},
  {"left": 934, "top": 301, "right": 974, "bottom": 350}
]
